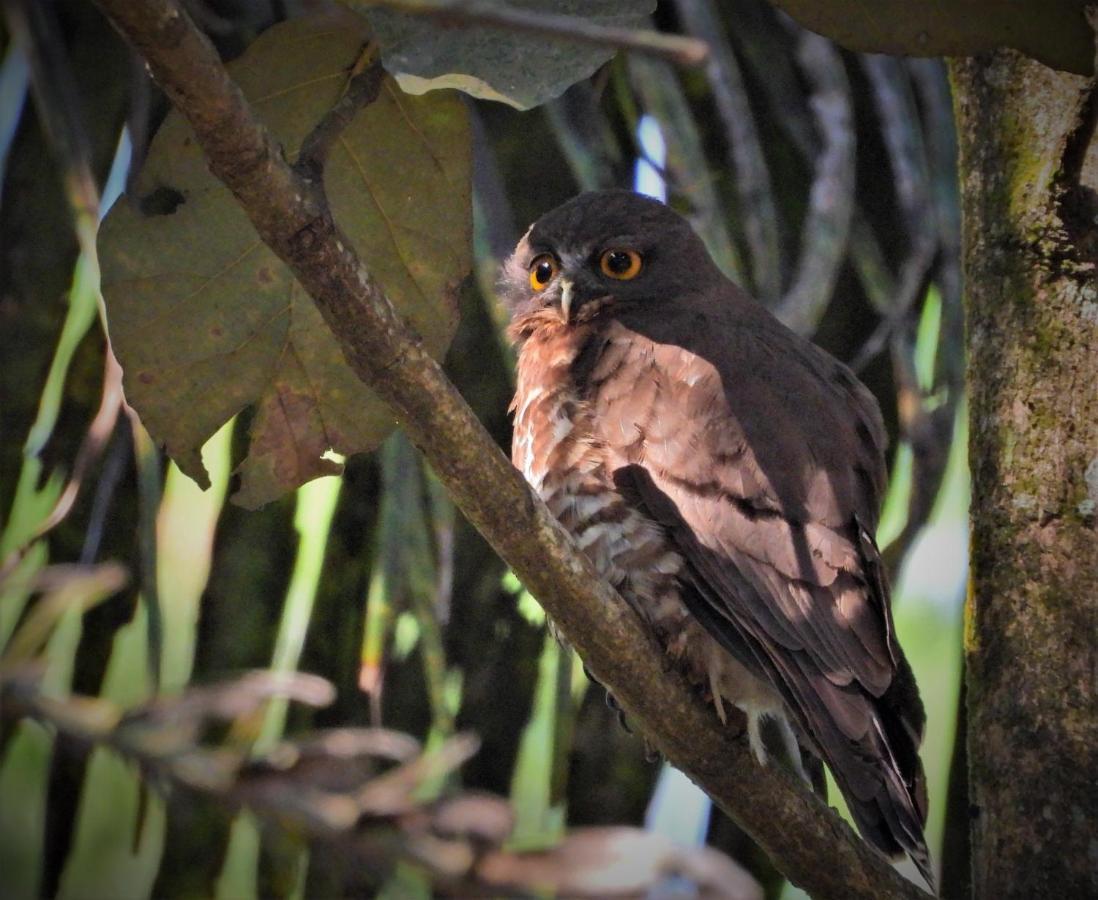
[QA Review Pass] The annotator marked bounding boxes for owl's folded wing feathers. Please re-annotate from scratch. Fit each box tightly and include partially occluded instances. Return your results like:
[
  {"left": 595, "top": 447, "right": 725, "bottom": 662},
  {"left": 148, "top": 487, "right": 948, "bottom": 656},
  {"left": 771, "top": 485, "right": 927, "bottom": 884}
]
[{"left": 589, "top": 300, "right": 930, "bottom": 878}]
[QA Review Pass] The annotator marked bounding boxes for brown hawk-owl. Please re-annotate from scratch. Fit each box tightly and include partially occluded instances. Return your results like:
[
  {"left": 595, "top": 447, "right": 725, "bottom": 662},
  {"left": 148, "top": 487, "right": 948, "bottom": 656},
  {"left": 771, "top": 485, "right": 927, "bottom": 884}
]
[{"left": 502, "top": 191, "right": 931, "bottom": 882}]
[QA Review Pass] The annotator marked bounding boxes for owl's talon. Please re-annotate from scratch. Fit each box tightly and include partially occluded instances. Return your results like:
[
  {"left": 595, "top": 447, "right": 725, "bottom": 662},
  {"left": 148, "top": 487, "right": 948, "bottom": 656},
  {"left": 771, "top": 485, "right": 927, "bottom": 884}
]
[
  {"left": 747, "top": 710, "right": 769, "bottom": 767},
  {"left": 598, "top": 687, "right": 633, "bottom": 734}
]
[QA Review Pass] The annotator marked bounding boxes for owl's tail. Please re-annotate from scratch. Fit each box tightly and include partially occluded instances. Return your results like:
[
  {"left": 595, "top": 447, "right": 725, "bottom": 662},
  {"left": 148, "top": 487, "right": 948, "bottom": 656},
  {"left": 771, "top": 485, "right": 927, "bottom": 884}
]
[
  {"left": 766, "top": 641, "right": 933, "bottom": 890},
  {"left": 832, "top": 657, "right": 934, "bottom": 891}
]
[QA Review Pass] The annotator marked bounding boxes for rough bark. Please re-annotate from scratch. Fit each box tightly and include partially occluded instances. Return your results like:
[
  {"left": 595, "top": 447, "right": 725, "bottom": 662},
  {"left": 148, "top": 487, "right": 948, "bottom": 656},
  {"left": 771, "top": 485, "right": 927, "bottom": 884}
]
[
  {"left": 950, "top": 52, "right": 1098, "bottom": 899},
  {"left": 92, "top": 1, "right": 930, "bottom": 897}
]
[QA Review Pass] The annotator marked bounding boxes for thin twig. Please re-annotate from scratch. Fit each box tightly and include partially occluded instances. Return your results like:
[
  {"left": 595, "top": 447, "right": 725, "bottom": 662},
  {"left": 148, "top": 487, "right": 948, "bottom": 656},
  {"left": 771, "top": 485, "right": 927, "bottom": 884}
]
[
  {"left": 861, "top": 56, "right": 933, "bottom": 236},
  {"left": 672, "top": 0, "right": 780, "bottom": 301},
  {"left": 92, "top": 3, "right": 929, "bottom": 897},
  {"left": 851, "top": 57, "right": 936, "bottom": 373},
  {"left": 772, "top": 27, "right": 855, "bottom": 335},
  {"left": 849, "top": 240, "right": 934, "bottom": 374},
  {"left": 369, "top": 0, "right": 709, "bottom": 68},
  {"left": 125, "top": 50, "right": 153, "bottom": 197},
  {"left": 545, "top": 82, "right": 621, "bottom": 192},
  {"left": 3, "top": 0, "right": 98, "bottom": 220},
  {"left": 887, "top": 59, "right": 963, "bottom": 571},
  {"left": 424, "top": 465, "right": 455, "bottom": 624},
  {"left": 908, "top": 58, "right": 963, "bottom": 399},
  {"left": 33, "top": 350, "right": 124, "bottom": 542},
  {"left": 129, "top": 415, "right": 163, "bottom": 690},
  {"left": 80, "top": 421, "right": 130, "bottom": 565},
  {"left": 849, "top": 56, "right": 953, "bottom": 576},
  {"left": 297, "top": 50, "right": 385, "bottom": 175},
  {"left": 628, "top": 55, "right": 746, "bottom": 283},
  {"left": 180, "top": 0, "right": 237, "bottom": 35},
  {"left": 725, "top": 0, "right": 814, "bottom": 157},
  {"left": 0, "top": 37, "right": 31, "bottom": 206}
]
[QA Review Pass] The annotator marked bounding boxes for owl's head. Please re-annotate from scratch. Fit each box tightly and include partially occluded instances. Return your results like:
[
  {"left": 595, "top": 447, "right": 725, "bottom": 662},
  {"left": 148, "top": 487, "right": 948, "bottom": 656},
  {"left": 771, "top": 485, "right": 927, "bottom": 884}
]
[{"left": 500, "top": 190, "right": 722, "bottom": 324}]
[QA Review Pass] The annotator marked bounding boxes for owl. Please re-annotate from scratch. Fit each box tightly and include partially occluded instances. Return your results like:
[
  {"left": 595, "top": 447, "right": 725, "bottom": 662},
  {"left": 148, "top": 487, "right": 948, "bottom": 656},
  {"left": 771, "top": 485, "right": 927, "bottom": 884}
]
[{"left": 501, "top": 190, "right": 931, "bottom": 884}]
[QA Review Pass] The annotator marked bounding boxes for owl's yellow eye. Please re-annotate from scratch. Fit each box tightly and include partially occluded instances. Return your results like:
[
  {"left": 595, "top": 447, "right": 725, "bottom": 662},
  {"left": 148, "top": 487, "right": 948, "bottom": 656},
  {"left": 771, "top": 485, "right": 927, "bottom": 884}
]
[
  {"left": 600, "top": 249, "right": 643, "bottom": 280},
  {"left": 529, "top": 254, "right": 559, "bottom": 291}
]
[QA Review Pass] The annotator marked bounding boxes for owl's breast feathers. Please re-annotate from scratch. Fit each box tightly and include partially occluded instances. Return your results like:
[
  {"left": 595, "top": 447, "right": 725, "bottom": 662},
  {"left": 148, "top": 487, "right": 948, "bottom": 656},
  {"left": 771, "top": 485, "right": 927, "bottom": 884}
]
[
  {"left": 509, "top": 290, "right": 931, "bottom": 884},
  {"left": 509, "top": 308, "right": 779, "bottom": 718},
  {"left": 509, "top": 310, "right": 688, "bottom": 636}
]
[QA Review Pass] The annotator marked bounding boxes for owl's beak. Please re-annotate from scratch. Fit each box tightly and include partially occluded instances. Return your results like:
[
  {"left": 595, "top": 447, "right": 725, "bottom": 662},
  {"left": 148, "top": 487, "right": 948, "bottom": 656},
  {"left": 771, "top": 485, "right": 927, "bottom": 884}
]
[{"left": 559, "top": 278, "right": 575, "bottom": 324}]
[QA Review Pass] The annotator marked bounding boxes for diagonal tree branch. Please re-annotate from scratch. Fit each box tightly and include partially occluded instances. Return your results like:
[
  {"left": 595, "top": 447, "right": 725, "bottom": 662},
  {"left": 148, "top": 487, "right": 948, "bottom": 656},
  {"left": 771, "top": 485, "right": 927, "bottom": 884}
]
[
  {"left": 372, "top": 0, "right": 709, "bottom": 67},
  {"left": 91, "top": 2, "right": 929, "bottom": 898}
]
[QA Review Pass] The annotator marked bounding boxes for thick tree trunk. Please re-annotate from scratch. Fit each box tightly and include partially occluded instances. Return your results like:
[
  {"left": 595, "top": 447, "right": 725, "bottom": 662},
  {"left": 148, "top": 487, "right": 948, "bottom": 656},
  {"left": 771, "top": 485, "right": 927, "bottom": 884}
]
[{"left": 950, "top": 53, "right": 1097, "bottom": 899}]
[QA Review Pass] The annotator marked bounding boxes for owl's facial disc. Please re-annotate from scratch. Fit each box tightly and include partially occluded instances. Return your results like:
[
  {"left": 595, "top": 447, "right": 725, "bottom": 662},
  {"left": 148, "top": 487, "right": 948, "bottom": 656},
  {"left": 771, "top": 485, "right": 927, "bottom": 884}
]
[
  {"left": 503, "top": 191, "right": 725, "bottom": 328},
  {"left": 524, "top": 248, "right": 614, "bottom": 323}
]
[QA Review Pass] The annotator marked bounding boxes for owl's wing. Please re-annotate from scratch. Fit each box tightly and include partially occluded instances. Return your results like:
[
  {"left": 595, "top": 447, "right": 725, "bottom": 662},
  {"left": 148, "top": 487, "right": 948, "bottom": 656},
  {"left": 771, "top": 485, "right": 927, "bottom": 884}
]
[{"left": 587, "top": 304, "right": 929, "bottom": 877}]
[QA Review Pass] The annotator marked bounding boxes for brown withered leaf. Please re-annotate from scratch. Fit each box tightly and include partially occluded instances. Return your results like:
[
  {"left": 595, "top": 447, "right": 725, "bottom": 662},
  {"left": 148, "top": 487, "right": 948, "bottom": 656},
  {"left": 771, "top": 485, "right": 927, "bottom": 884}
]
[{"left": 99, "top": 9, "right": 471, "bottom": 507}]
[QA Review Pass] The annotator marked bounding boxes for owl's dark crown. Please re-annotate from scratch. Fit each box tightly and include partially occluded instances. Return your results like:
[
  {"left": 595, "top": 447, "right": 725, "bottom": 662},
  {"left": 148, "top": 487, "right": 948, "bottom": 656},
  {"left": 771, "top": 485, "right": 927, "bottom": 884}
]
[
  {"left": 500, "top": 190, "right": 724, "bottom": 322},
  {"left": 527, "top": 190, "right": 694, "bottom": 250}
]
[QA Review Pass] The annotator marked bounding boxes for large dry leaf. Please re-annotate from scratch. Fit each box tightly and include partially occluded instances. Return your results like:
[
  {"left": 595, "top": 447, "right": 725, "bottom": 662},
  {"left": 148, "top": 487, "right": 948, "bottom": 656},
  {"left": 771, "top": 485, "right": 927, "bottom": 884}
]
[
  {"left": 352, "top": 0, "right": 655, "bottom": 110},
  {"left": 99, "top": 10, "right": 471, "bottom": 507},
  {"left": 773, "top": 0, "right": 1095, "bottom": 76}
]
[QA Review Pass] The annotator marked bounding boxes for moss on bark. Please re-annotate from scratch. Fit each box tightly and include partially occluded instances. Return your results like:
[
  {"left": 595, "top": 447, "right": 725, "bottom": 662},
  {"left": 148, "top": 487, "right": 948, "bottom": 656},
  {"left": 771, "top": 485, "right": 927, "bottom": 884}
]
[{"left": 950, "top": 51, "right": 1097, "bottom": 900}]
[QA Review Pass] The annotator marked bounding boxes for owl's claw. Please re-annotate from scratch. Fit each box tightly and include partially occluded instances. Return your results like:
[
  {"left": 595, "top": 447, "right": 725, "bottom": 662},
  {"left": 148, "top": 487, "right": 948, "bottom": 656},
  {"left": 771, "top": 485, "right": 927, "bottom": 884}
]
[{"left": 604, "top": 689, "right": 633, "bottom": 734}]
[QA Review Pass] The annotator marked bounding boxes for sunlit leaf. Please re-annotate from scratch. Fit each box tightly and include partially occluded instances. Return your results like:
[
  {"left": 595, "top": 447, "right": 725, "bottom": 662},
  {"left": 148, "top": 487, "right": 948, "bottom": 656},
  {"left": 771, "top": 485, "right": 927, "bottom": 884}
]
[
  {"left": 99, "top": 10, "right": 471, "bottom": 507},
  {"left": 508, "top": 632, "right": 565, "bottom": 850},
  {"left": 352, "top": 0, "right": 655, "bottom": 110},
  {"left": 57, "top": 605, "right": 165, "bottom": 900},
  {"left": 0, "top": 606, "right": 83, "bottom": 899}
]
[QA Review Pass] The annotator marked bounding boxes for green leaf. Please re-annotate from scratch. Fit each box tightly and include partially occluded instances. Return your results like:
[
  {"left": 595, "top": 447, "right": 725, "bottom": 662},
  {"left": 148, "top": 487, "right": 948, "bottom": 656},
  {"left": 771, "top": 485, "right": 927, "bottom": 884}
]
[
  {"left": 57, "top": 605, "right": 165, "bottom": 900},
  {"left": 508, "top": 631, "right": 567, "bottom": 850},
  {"left": 99, "top": 10, "right": 471, "bottom": 508},
  {"left": 771, "top": 1, "right": 1095, "bottom": 77},
  {"left": 0, "top": 606, "right": 83, "bottom": 900},
  {"left": 352, "top": 0, "right": 655, "bottom": 110}
]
